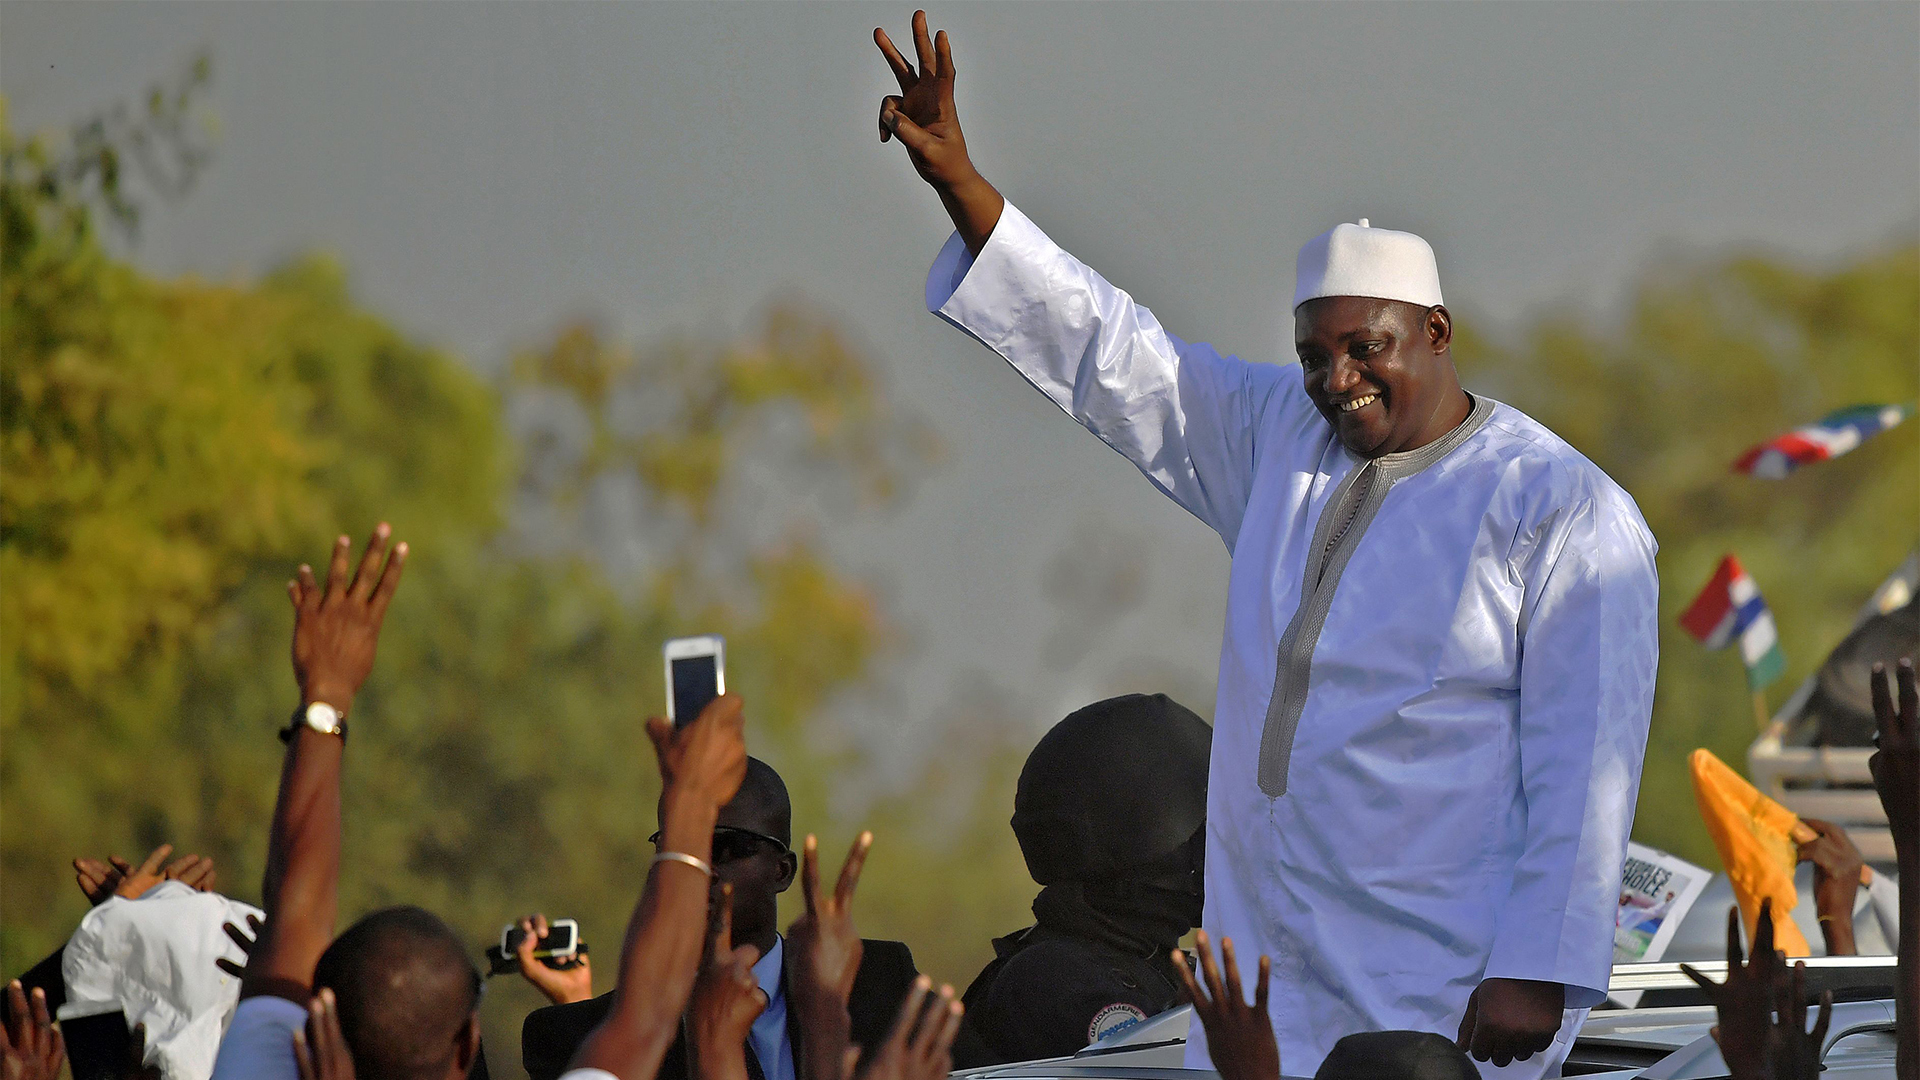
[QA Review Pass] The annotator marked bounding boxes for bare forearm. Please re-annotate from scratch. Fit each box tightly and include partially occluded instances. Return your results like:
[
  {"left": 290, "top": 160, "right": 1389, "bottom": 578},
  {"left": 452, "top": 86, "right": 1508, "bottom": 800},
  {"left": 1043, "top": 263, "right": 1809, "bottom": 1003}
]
[
  {"left": 690, "top": 1040, "right": 751, "bottom": 1080},
  {"left": 572, "top": 791, "right": 721, "bottom": 1078},
  {"left": 246, "top": 726, "right": 343, "bottom": 999},
  {"left": 936, "top": 171, "right": 1004, "bottom": 257},
  {"left": 794, "top": 999, "right": 852, "bottom": 1080}
]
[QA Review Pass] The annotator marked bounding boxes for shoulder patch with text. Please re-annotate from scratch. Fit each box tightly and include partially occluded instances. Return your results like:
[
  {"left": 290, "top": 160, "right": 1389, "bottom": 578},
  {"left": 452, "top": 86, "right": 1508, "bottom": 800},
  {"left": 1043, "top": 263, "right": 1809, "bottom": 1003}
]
[{"left": 1087, "top": 1002, "right": 1149, "bottom": 1044}]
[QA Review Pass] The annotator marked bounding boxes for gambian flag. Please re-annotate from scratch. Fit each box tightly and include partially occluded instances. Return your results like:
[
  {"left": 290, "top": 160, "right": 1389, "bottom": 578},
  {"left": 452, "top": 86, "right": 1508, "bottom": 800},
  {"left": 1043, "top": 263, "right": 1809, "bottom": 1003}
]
[
  {"left": 1678, "top": 555, "right": 1785, "bottom": 691},
  {"left": 1734, "top": 403, "right": 1912, "bottom": 478}
]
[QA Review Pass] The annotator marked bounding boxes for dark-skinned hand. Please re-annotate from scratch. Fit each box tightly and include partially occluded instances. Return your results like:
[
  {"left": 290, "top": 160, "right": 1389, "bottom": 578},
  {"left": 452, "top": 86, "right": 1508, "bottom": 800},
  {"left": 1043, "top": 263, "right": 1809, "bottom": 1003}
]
[
  {"left": 872, "top": 12, "right": 1003, "bottom": 255},
  {"left": 1868, "top": 658, "right": 1919, "bottom": 1080},
  {"left": 1172, "top": 932, "right": 1279, "bottom": 1080},
  {"left": 789, "top": 832, "right": 872, "bottom": 1011},
  {"left": 290, "top": 523, "right": 408, "bottom": 715},
  {"left": 292, "top": 987, "right": 356, "bottom": 1080},
  {"left": 0, "top": 982, "right": 64, "bottom": 1080},
  {"left": 1870, "top": 659, "right": 1918, "bottom": 861},
  {"left": 873, "top": 12, "right": 968, "bottom": 186},
  {"left": 75, "top": 844, "right": 218, "bottom": 905},
  {"left": 1768, "top": 961, "right": 1833, "bottom": 1080},
  {"left": 1456, "top": 977, "right": 1564, "bottom": 1067},
  {"left": 852, "top": 977, "right": 962, "bottom": 1080},
  {"left": 788, "top": 831, "right": 872, "bottom": 1080},
  {"left": 690, "top": 885, "right": 767, "bottom": 1080},
  {"left": 515, "top": 912, "right": 593, "bottom": 1006},
  {"left": 1681, "top": 901, "right": 1787, "bottom": 1080},
  {"left": 215, "top": 912, "right": 265, "bottom": 978},
  {"left": 645, "top": 694, "right": 748, "bottom": 815},
  {"left": 1797, "top": 817, "right": 1863, "bottom": 955}
]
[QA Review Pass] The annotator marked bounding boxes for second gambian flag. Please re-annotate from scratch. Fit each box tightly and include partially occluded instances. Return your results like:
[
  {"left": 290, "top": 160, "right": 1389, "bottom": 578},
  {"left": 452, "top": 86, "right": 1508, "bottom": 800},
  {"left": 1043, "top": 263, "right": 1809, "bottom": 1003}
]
[
  {"left": 1679, "top": 555, "right": 1785, "bottom": 691},
  {"left": 1733, "top": 403, "right": 1912, "bottom": 478}
]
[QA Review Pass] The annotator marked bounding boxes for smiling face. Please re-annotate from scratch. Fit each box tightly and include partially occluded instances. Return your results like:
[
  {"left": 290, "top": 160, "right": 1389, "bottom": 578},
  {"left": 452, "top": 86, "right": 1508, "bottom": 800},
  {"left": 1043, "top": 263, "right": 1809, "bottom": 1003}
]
[{"left": 1294, "top": 296, "right": 1466, "bottom": 458}]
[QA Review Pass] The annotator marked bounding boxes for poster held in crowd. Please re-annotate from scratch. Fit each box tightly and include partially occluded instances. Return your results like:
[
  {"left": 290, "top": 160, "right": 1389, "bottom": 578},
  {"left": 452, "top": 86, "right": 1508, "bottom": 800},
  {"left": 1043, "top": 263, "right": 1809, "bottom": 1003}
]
[{"left": 1611, "top": 842, "right": 1712, "bottom": 1007}]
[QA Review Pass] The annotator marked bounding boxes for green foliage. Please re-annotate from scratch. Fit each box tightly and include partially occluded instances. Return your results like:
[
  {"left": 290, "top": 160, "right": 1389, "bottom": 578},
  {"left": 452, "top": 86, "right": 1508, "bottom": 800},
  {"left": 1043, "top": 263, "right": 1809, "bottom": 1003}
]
[
  {"left": 1, "top": 96, "right": 1026, "bottom": 1077},
  {"left": 1458, "top": 242, "right": 1920, "bottom": 867}
]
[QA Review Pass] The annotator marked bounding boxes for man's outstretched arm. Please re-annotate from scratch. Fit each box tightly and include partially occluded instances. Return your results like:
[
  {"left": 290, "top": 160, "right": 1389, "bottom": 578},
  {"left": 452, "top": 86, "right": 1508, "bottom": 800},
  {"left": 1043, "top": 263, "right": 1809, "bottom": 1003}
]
[
  {"left": 874, "top": 10, "right": 1002, "bottom": 255},
  {"left": 243, "top": 525, "right": 407, "bottom": 1003},
  {"left": 873, "top": 12, "right": 1292, "bottom": 550}
]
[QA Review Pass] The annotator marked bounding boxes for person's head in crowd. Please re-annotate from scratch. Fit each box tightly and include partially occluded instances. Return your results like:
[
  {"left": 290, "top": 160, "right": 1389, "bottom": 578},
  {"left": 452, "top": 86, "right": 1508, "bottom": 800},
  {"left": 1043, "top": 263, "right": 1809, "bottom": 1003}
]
[
  {"left": 654, "top": 756, "right": 796, "bottom": 954},
  {"left": 1313, "top": 1031, "right": 1480, "bottom": 1080},
  {"left": 1013, "top": 693, "right": 1211, "bottom": 952},
  {"left": 311, "top": 906, "right": 482, "bottom": 1080}
]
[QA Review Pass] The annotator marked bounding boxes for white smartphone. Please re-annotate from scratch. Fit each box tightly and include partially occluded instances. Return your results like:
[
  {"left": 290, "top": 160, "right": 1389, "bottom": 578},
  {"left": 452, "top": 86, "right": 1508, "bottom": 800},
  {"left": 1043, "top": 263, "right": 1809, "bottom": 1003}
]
[{"left": 663, "top": 635, "right": 726, "bottom": 729}]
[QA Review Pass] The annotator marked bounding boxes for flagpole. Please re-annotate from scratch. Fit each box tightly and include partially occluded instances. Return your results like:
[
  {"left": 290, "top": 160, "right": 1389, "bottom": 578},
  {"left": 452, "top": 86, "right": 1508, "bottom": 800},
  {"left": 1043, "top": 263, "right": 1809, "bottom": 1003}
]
[{"left": 1751, "top": 689, "right": 1772, "bottom": 732}]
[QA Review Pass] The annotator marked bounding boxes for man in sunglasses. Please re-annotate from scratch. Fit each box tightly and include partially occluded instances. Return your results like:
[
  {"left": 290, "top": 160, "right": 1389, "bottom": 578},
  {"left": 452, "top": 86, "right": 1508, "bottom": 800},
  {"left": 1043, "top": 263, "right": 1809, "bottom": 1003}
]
[{"left": 521, "top": 757, "right": 921, "bottom": 1080}]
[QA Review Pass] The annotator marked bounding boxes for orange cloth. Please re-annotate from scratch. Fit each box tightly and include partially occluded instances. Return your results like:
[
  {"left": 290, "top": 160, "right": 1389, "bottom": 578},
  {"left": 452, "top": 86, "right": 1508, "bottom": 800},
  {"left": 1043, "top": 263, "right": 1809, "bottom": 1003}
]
[{"left": 1689, "top": 748, "right": 1811, "bottom": 957}]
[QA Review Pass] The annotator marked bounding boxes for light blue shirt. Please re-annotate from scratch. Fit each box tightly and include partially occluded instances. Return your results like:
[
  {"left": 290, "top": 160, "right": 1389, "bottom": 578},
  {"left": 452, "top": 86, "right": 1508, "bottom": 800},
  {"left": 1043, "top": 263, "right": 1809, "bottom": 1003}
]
[{"left": 748, "top": 936, "right": 795, "bottom": 1080}]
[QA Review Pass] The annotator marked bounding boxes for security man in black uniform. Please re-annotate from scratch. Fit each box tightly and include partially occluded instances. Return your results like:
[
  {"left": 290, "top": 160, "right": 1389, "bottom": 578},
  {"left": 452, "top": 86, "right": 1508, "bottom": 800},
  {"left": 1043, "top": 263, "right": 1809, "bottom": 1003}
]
[{"left": 953, "top": 693, "right": 1211, "bottom": 1068}]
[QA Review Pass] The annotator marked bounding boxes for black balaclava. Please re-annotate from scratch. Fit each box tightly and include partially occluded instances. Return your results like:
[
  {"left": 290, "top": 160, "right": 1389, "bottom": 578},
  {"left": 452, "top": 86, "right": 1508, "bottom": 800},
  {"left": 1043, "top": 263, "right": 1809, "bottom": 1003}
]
[
  {"left": 1315, "top": 1031, "right": 1481, "bottom": 1080},
  {"left": 1012, "top": 693, "right": 1211, "bottom": 957},
  {"left": 1811, "top": 595, "right": 1918, "bottom": 746}
]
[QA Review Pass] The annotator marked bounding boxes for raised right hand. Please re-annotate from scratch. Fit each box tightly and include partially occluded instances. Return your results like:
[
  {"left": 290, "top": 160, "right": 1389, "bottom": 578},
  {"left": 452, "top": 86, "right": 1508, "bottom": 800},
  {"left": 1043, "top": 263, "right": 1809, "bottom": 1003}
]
[
  {"left": 874, "top": 12, "right": 970, "bottom": 188},
  {"left": 290, "top": 523, "right": 408, "bottom": 716},
  {"left": 1681, "top": 902, "right": 1787, "bottom": 1080},
  {"left": 1172, "top": 933, "right": 1279, "bottom": 1080},
  {"left": 645, "top": 694, "right": 748, "bottom": 812},
  {"left": 1869, "top": 659, "right": 1918, "bottom": 863},
  {"left": 1, "top": 982, "right": 65, "bottom": 1080}
]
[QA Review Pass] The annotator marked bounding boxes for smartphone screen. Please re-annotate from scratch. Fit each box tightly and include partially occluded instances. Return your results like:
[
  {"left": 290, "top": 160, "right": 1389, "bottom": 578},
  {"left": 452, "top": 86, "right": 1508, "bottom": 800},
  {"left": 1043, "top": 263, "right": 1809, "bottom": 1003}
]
[{"left": 671, "top": 654, "right": 720, "bottom": 729}]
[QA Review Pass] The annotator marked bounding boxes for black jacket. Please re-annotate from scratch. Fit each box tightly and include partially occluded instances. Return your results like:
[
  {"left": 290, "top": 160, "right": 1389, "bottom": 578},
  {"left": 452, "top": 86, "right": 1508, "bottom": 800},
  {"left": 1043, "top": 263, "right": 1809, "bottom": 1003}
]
[
  {"left": 951, "top": 927, "right": 1185, "bottom": 1069},
  {"left": 521, "top": 939, "right": 918, "bottom": 1080}
]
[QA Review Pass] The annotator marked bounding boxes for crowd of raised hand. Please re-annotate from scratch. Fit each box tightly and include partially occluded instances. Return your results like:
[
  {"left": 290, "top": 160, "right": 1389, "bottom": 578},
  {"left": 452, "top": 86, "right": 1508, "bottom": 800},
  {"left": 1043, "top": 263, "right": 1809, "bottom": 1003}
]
[
  {"left": 0, "top": 525, "right": 961, "bottom": 1080},
  {"left": 2, "top": 522, "right": 1915, "bottom": 1080}
]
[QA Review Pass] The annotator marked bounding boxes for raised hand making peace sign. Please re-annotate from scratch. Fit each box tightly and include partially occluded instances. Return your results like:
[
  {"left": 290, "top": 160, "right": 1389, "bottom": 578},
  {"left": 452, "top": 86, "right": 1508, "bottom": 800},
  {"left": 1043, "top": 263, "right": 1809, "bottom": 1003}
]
[
  {"left": 873, "top": 11, "right": 1004, "bottom": 255},
  {"left": 787, "top": 832, "right": 873, "bottom": 1080}
]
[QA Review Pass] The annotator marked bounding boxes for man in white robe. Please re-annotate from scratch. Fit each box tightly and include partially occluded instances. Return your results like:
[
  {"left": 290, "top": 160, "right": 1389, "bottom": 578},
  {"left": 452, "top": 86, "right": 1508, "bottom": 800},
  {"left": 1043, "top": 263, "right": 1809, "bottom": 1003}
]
[{"left": 872, "top": 12, "right": 1660, "bottom": 1076}]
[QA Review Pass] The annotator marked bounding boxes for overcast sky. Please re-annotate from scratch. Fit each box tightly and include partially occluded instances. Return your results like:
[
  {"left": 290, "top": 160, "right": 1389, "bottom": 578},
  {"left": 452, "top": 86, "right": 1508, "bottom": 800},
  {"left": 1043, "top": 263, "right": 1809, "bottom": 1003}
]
[{"left": 7, "top": 2, "right": 1917, "bottom": 755}]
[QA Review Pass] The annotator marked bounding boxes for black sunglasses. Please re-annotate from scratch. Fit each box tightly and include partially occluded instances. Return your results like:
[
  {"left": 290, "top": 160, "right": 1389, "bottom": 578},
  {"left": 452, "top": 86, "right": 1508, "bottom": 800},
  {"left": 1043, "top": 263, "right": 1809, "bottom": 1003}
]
[{"left": 647, "top": 825, "right": 789, "bottom": 865}]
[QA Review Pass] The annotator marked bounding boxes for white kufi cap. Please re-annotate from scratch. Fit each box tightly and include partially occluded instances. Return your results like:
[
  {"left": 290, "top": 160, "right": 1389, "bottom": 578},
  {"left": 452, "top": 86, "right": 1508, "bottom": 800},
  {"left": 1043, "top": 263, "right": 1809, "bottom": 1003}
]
[{"left": 1293, "top": 218, "right": 1444, "bottom": 310}]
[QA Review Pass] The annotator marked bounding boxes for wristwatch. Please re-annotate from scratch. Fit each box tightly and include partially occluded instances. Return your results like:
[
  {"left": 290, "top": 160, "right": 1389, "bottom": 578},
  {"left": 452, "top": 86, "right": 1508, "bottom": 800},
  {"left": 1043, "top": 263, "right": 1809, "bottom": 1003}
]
[{"left": 280, "top": 700, "right": 348, "bottom": 743}]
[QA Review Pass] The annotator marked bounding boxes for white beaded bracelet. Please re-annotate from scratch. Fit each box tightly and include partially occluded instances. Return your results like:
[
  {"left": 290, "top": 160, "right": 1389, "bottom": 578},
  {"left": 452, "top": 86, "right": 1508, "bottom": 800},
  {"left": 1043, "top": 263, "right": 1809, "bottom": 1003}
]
[{"left": 652, "top": 851, "right": 713, "bottom": 876}]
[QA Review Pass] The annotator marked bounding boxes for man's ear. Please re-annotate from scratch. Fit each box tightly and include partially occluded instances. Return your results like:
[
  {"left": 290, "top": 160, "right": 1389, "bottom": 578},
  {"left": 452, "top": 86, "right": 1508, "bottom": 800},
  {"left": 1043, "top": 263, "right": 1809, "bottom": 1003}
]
[
  {"left": 1425, "top": 305, "right": 1453, "bottom": 352},
  {"left": 775, "top": 850, "right": 799, "bottom": 893},
  {"left": 454, "top": 1011, "right": 482, "bottom": 1077}
]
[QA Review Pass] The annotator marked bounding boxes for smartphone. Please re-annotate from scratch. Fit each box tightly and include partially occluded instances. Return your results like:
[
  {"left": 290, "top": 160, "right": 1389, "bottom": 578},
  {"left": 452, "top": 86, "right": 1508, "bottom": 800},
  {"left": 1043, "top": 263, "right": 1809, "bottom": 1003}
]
[{"left": 663, "top": 635, "right": 726, "bottom": 729}]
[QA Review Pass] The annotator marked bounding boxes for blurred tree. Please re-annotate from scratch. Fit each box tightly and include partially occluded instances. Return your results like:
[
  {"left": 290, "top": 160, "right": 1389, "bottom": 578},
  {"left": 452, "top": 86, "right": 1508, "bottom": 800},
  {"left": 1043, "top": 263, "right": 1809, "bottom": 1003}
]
[
  {"left": 3, "top": 87, "right": 1032, "bottom": 1078},
  {"left": 1457, "top": 241, "right": 1920, "bottom": 868}
]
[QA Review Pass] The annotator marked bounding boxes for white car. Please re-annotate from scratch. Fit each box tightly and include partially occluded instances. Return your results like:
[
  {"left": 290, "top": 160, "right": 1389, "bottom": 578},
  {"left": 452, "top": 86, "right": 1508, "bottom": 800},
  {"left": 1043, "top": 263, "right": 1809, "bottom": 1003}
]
[{"left": 951, "top": 957, "right": 1899, "bottom": 1080}]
